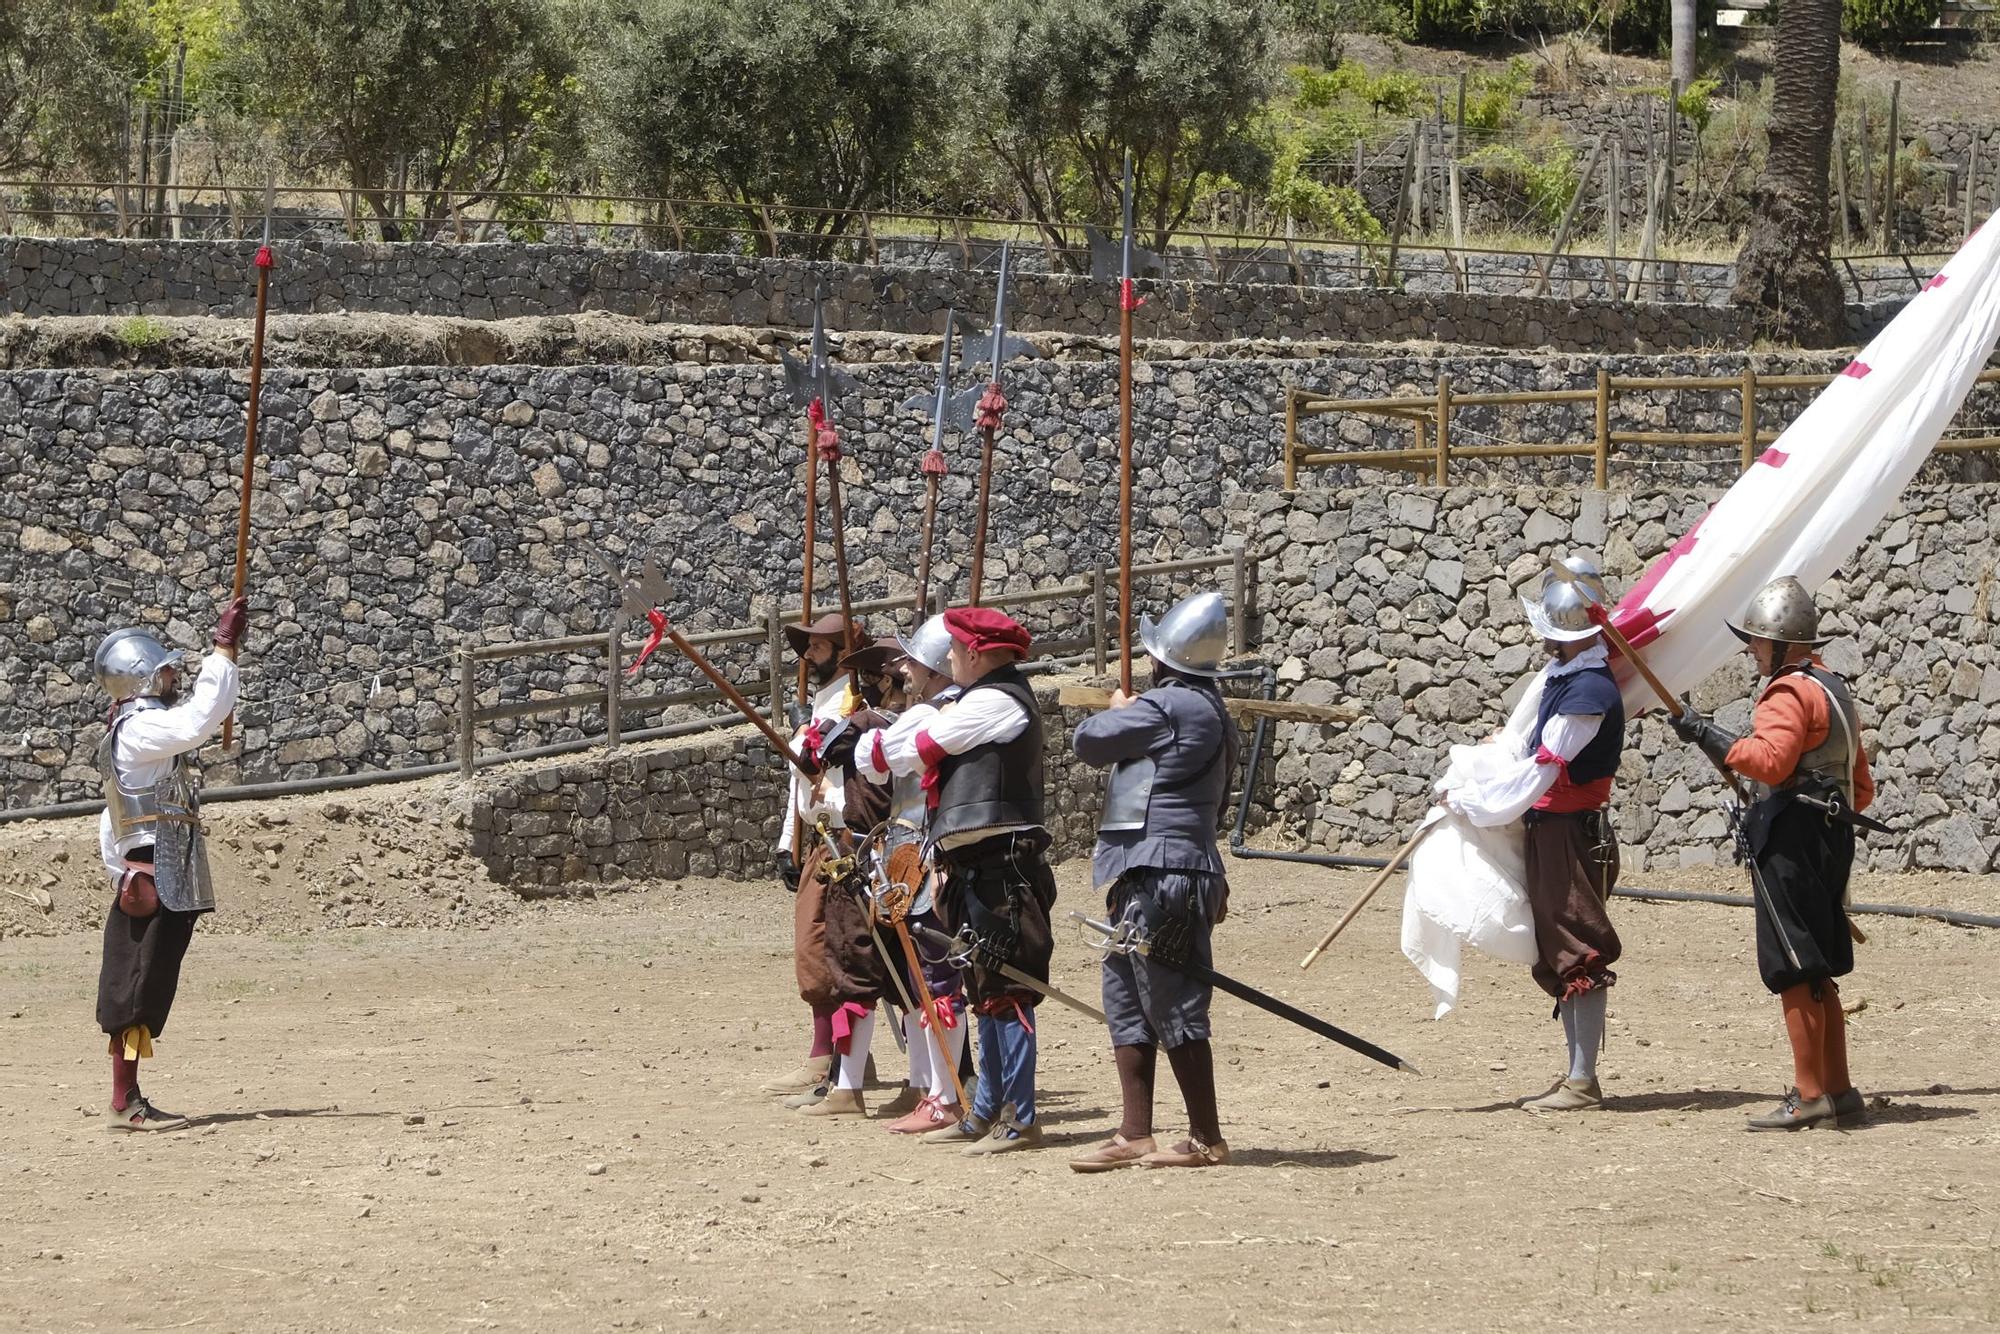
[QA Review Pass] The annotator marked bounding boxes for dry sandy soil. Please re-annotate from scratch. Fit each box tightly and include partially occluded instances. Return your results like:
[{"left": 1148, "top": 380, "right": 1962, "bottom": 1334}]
[{"left": 1, "top": 788, "right": 1997, "bottom": 1334}]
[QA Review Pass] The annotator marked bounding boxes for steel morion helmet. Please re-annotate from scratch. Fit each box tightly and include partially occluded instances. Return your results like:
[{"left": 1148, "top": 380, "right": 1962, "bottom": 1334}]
[
  {"left": 1729, "top": 575, "right": 1828, "bottom": 646},
  {"left": 896, "top": 614, "right": 954, "bottom": 676},
  {"left": 1139, "top": 590, "right": 1229, "bottom": 676},
  {"left": 1520, "top": 556, "right": 1610, "bottom": 643},
  {"left": 93, "top": 627, "right": 183, "bottom": 702}
]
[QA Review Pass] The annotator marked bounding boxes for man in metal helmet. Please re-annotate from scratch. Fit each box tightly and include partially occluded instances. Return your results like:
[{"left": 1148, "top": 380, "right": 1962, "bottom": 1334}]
[
  {"left": 1670, "top": 575, "right": 1876, "bottom": 1131},
  {"left": 847, "top": 614, "right": 973, "bottom": 1134},
  {"left": 1069, "top": 590, "right": 1240, "bottom": 1170},
  {"left": 92, "top": 595, "right": 248, "bottom": 1131},
  {"left": 1435, "top": 556, "right": 1627, "bottom": 1113}
]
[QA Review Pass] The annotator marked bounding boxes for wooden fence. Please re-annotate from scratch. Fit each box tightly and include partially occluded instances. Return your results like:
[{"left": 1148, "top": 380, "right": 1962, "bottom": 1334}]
[
  {"left": 1283, "top": 367, "right": 2000, "bottom": 490},
  {"left": 452, "top": 549, "right": 1252, "bottom": 777}
]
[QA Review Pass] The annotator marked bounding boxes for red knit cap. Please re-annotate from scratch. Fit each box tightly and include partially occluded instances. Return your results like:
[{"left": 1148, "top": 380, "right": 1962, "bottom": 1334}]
[{"left": 943, "top": 607, "right": 1031, "bottom": 659}]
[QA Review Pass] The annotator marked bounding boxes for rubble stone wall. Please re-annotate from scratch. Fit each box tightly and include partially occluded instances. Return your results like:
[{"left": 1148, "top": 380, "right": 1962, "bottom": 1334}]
[{"left": 1, "top": 237, "right": 1903, "bottom": 352}]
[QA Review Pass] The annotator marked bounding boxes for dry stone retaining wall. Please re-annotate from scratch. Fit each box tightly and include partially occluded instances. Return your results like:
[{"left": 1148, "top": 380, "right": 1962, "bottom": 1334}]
[{"left": 1, "top": 237, "right": 1901, "bottom": 353}]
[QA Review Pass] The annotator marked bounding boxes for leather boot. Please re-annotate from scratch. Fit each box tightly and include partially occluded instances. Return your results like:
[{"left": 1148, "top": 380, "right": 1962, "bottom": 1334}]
[
  {"left": 799, "top": 1087, "right": 865, "bottom": 1118},
  {"left": 1522, "top": 1077, "right": 1602, "bottom": 1113},
  {"left": 920, "top": 1109, "right": 994, "bottom": 1145},
  {"left": 780, "top": 1083, "right": 828, "bottom": 1110},
  {"left": 874, "top": 1086, "right": 923, "bottom": 1120},
  {"left": 1831, "top": 1087, "right": 1868, "bottom": 1128},
  {"left": 761, "top": 1055, "right": 831, "bottom": 1094}
]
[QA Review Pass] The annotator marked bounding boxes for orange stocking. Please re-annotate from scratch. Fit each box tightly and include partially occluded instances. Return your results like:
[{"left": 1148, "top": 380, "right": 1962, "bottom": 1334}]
[
  {"left": 1779, "top": 984, "right": 1826, "bottom": 1100},
  {"left": 1818, "top": 984, "right": 1851, "bottom": 1096}
]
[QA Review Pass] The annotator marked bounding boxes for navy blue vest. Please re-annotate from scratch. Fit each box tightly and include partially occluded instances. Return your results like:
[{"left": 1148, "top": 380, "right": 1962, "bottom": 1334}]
[{"left": 1533, "top": 665, "right": 1625, "bottom": 786}]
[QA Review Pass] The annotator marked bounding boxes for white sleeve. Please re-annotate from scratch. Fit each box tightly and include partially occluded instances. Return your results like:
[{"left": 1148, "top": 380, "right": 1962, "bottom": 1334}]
[
  {"left": 857, "top": 703, "right": 939, "bottom": 784},
  {"left": 1440, "top": 713, "right": 1603, "bottom": 827},
  {"left": 115, "top": 656, "right": 240, "bottom": 766},
  {"left": 910, "top": 690, "right": 1029, "bottom": 765}
]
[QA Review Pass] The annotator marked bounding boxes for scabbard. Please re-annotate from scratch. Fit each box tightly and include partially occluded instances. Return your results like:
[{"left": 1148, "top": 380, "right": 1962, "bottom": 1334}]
[{"left": 1176, "top": 952, "right": 1419, "bottom": 1075}]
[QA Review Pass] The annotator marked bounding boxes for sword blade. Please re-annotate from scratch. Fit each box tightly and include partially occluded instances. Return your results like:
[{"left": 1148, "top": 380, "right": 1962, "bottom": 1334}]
[{"left": 909, "top": 923, "right": 1107, "bottom": 1025}]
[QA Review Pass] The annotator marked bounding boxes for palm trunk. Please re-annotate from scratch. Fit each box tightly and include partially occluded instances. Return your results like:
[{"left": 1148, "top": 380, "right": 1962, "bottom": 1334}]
[{"left": 1730, "top": 0, "right": 1845, "bottom": 346}]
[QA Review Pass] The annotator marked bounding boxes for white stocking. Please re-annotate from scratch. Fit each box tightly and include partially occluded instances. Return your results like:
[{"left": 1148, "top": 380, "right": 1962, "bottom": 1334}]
[
  {"left": 834, "top": 1010, "right": 875, "bottom": 1090},
  {"left": 929, "top": 1019, "right": 967, "bottom": 1106},
  {"left": 903, "top": 1010, "right": 931, "bottom": 1090}
]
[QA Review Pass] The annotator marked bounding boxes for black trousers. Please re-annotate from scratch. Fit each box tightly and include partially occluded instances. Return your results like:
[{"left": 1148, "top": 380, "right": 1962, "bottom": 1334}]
[
  {"left": 1753, "top": 801, "right": 1855, "bottom": 994},
  {"left": 97, "top": 897, "right": 200, "bottom": 1039},
  {"left": 937, "top": 831, "right": 1057, "bottom": 1008}
]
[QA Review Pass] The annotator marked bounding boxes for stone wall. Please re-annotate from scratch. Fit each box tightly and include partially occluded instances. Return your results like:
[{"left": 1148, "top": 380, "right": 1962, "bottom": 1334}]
[
  {"left": 1252, "top": 482, "right": 2000, "bottom": 875},
  {"left": 1, "top": 237, "right": 1865, "bottom": 353},
  {"left": 9, "top": 348, "right": 2000, "bottom": 874},
  {"left": 465, "top": 677, "right": 1154, "bottom": 887}
]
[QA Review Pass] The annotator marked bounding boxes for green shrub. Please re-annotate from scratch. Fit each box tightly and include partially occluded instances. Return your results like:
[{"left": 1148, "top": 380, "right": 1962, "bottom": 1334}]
[
  {"left": 1841, "top": 0, "right": 1944, "bottom": 43},
  {"left": 1269, "top": 175, "right": 1387, "bottom": 240},
  {"left": 1408, "top": 0, "right": 1590, "bottom": 40},
  {"left": 113, "top": 316, "right": 171, "bottom": 351},
  {"left": 1469, "top": 141, "right": 1579, "bottom": 228}
]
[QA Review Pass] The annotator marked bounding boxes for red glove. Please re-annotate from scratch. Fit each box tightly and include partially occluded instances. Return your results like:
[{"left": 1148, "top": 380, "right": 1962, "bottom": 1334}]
[{"left": 212, "top": 596, "right": 250, "bottom": 650}]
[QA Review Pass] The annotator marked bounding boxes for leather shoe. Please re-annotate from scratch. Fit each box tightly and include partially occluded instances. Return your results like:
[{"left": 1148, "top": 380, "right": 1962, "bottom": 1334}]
[
  {"left": 885, "top": 1095, "right": 955, "bottom": 1135},
  {"left": 1831, "top": 1086, "right": 1868, "bottom": 1128},
  {"left": 1069, "top": 1133, "right": 1157, "bottom": 1173},
  {"left": 760, "top": 1054, "right": 830, "bottom": 1094},
  {"left": 1747, "top": 1087, "right": 1837, "bottom": 1131},
  {"left": 920, "top": 1107, "right": 1000, "bottom": 1145},
  {"left": 798, "top": 1087, "right": 865, "bottom": 1118},
  {"left": 1522, "top": 1077, "right": 1602, "bottom": 1113},
  {"left": 961, "top": 1115, "right": 1044, "bottom": 1156},
  {"left": 1141, "top": 1136, "right": 1230, "bottom": 1168},
  {"left": 781, "top": 1083, "right": 828, "bottom": 1110}
]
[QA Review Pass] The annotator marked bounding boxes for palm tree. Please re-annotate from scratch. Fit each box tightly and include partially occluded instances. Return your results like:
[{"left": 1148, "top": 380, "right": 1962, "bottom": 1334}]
[{"left": 1730, "top": 0, "right": 1846, "bottom": 346}]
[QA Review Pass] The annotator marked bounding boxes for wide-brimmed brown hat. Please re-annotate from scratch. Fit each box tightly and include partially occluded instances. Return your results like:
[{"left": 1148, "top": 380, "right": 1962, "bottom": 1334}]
[
  {"left": 783, "top": 612, "right": 863, "bottom": 656},
  {"left": 841, "top": 636, "right": 907, "bottom": 677}
]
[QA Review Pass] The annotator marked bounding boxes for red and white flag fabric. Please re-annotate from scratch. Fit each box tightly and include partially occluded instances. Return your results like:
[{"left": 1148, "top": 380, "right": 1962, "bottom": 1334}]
[
  {"left": 1402, "top": 221, "right": 2000, "bottom": 1017},
  {"left": 1608, "top": 220, "right": 2000, "bottom": 710}
]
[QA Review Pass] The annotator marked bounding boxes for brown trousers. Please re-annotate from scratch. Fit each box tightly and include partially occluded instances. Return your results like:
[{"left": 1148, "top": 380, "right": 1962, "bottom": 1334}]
[
  {"left": 793, "top": 842, "right": 890, "bottom": 1008},
  {"left": 1522, "top": 810, "right": 1622, "bottom": 999}
]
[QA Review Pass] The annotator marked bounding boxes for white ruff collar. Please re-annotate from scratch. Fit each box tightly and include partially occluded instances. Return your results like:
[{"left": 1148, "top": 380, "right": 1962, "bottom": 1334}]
[{"left": 1545, "top": 642, "right": 1610, "bottom": 681}]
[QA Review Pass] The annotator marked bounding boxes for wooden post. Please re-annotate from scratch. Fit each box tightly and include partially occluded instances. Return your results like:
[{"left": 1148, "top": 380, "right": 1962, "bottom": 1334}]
[
  {"left": 604, "top": 629, "right": 622, "bottom": 748},
  {"left": 1533, "top": 135, "right": 1606, "bottom": 297},
  {"left": 1833, "top": 128, "right": 1853, "bottom": 246},
  {"left": 661, "top": 196, "right": 687, "bottom": 251},
  {"left": 1434, "top": 374, "right": 1451, "bottom": 487},
  {"left": 1625, "top": 162, "right": 1665, "bottom": 301},
  {"left": 1448, "top": 159, "right": 1467, "bottom": 294},
  {"left": 1884, "top": 80, "right": 1901, "bottom": 252},
  {"left": 1739, "top": 365, "right": 1758, "bottom": 474},
  {"left": 1283, "top": 387, "right": 1300, "bottom": 490},
  {"left": 1856, "top": 104, "right": 1877, "bottom": 236},
  {"left": 766, "top": 605, "right": 785, "bottom": 724},
  {"left": 1411, "top": 126, "right": 1429, "bottom": 233},
  {"left": 1594, "top": 368, "right": 1611, "bottom": 490},
  {"left": 1455, "top": 71, "right": 1467, "bottom": 141},
  {"left": 457, "top": 649, "right": 476, "bottom": 779},
  {"left": 1664, "top": 79, "right": 1680, "bottom": 235},
  {"left": 1966, "top": 137, "right": 1981, "bottom": 241},
  {"left": 1231, "top": 546, "right": 1249, "bottom": 660},
  {"left": 860, "top": 209, "right": 879, "bottom": 265},
  {"left": 1383, "top": 121, "right": 1418, "bottom": 287},
  {"left": 1413, "top": 416, "right": 1429, "bottom": 483}
]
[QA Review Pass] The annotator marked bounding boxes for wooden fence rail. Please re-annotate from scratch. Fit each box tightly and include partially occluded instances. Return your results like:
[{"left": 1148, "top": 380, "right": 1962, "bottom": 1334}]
[
  {"left": 452, "top": 550, "right": 1250, "bottom": 777},
  {"left": 1283, "top": 367, "right": 2000, "bottom": 490}
]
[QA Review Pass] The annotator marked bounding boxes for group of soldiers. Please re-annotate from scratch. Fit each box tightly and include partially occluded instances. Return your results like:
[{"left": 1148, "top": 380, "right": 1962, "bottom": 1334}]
[{"left": 85, "top": 550, "right": 1877, "bottom": 1143}]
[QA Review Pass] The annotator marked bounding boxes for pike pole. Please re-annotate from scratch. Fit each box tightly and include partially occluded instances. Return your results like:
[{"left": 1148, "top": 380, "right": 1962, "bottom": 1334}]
[
  {"left": 220, "top": 180, "right": 277, "bottom": 750},
  {"left": 1115, "top": 151, "right": 1140, "bottom": 694},
  {"left": 663, "top": 619, "right": 819, "bottom": 781}
]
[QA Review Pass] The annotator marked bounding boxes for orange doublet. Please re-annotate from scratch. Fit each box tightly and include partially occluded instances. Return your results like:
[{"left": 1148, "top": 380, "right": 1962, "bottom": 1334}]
[{"left": 1723, "top": 658, "right": 1876, "bottom": 811}]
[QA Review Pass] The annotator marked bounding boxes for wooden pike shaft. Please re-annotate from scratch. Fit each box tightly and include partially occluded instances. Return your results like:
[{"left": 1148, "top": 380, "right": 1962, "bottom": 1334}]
[
  {"left": 822, "top": 450, "right": 860, "bottom": 663},
  {"left": 913, "top": 473, "right": 941, "bottom": 621},
  {"left": 967, "top": 404, "right": 999, "bottom": 607},
  {"left": 219, "top": 253, "right": 273, "bottom": 749},
  {"left": 1299, "top": 821, "right": 1435, "bottom": 970},
  {"left": 1117, "top": 289, "right": 1136, "bottom": 694},
  {"left": 796, "top": 419, "right": 819, "bottom": 706},
  {"left": 890, "top": 914, "right": 969, "bottom": 1113},
  {"left": 666, "top": 626, "right": 817, "bottom": 779}
]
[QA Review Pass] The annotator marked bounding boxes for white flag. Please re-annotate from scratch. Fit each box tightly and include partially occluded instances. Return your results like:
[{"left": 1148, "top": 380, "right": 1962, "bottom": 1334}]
[{"left": 1607, "top": 220, "right": 2000, "bottom": 710}]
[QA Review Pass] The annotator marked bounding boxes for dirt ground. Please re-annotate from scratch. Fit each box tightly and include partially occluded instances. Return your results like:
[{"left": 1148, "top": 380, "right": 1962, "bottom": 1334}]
[{"left": 2, "top": 802, "right": 1997, "bottom": 1334}]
